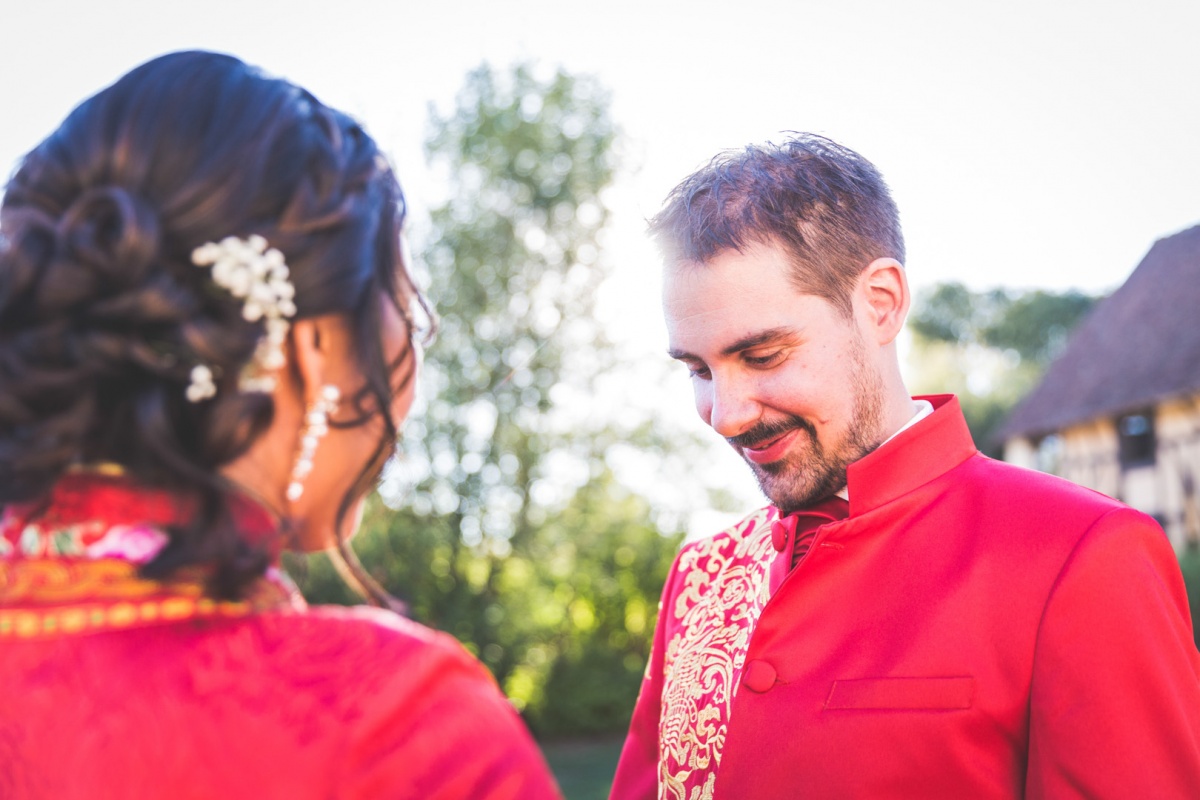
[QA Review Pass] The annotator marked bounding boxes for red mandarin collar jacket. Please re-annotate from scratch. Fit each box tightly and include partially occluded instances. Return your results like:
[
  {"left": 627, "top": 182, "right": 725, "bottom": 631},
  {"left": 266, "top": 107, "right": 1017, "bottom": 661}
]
[{"left": 612, "top": 395, "right": 1200, "bottom": 799}]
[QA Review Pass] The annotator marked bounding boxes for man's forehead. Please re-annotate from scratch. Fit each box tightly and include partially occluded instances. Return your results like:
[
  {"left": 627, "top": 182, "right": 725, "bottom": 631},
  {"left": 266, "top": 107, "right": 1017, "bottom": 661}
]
[
  {"left": 665, "top": 259, "right": 765, "bottom": 305},
  {"left": 663, "top": 249, "right": 803, "bottom": 322},
  {"left": 663, "top": 254, "right": 852, "bottom": 360}
]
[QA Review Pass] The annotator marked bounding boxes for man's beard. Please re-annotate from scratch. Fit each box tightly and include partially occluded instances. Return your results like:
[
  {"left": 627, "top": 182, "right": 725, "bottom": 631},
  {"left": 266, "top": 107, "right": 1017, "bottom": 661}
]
[{"left": 727, "top": 348, "right": 887, "bottom": 514}]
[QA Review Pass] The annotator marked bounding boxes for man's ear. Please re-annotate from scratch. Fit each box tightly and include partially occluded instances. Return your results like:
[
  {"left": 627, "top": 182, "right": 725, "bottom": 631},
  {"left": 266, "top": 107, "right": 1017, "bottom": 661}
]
[{"left": 857, "top": 258, "right": 910, "bottom": 346}]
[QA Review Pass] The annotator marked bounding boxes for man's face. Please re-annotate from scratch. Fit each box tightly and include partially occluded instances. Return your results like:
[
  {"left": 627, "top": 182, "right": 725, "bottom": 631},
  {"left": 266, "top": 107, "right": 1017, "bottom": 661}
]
[{"left": 664, "top": 241, "right": 887, "bottom": 513}]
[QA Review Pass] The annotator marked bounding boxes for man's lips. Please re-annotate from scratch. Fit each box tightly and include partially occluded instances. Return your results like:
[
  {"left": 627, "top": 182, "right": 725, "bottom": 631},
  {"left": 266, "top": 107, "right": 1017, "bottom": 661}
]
[{"left": 741, "top": 429, "right": 800, "bottom": 465}]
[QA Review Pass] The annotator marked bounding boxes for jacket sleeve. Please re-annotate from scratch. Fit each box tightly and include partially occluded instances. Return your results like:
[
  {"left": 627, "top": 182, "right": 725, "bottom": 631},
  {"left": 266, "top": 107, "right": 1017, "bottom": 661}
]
[
  {"left": 609, "top": 550, "right": 684, "bottom": 800},
  {"left": 1026, "top": 507, "right": 1200, "bottom": 799}
]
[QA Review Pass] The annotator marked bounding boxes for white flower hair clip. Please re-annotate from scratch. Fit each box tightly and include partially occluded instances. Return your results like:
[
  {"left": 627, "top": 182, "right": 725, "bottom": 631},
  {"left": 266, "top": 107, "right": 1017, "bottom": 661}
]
[
  {"left": 187, "top": 234, "right": 298, "bottom": 401},
  {"left": 185, "top": 364, "right": 217, "bottom": 403}
]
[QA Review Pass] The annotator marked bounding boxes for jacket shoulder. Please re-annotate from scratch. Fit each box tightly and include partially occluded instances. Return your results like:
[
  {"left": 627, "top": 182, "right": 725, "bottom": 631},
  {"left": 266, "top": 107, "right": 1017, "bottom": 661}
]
[
  {"left": 949, "top": 454, "right": 1166, "bottom": 557},
  {"left": 963, "top": 453, "right": 1131, "bottom": 515},
  {"left": 267, "top": 604, "right": 493, "bottom": 694},
  {"left": 288, "top": 608, "right": 561, "bottom": 798}
]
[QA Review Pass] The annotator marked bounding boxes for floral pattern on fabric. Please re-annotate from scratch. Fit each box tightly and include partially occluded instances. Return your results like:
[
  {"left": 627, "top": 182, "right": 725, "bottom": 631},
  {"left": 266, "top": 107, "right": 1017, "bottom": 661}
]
[
  {"left": 0, "top": 473, "right": 300, "bottom": 639},
  {"left": 85, "top": 524, "right": 170, "bottom": 562},
  {"left": 658, "top": 507, "right": 778, "bottom": 800},
  {"left": 1, "top": 516, "right": 169, "bottom": 563}
]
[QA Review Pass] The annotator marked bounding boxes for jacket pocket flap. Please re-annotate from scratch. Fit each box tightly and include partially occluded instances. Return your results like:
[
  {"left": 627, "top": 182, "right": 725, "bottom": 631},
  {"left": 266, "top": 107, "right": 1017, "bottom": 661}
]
[{"left": 824, "top": 676, "right": 975, "bottom": 710}]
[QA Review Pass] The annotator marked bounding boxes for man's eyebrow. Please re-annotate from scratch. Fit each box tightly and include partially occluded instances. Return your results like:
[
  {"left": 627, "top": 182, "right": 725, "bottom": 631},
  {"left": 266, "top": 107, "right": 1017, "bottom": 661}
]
[
  {"left": 667, "top": 347, "right": 694, "bottom": 361},
  {"left": 667, "top": 327, "right": 795, "bottom": 361},
  {"left": 720, "top": 327, "right": 794, "bottom": 357}
]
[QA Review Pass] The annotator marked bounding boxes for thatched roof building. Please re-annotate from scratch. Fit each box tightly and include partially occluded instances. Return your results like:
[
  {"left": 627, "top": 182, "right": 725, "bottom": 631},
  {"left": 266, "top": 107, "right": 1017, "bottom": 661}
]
[{"left": 999, "top": 224, "right": 1200, "bottom": 442}]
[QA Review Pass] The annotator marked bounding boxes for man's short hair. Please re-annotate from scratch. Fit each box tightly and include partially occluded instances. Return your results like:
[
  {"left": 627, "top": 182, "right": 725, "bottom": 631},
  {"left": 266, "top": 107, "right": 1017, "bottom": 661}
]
[{"left": 649, "top": 133, "right": 905, "bottom": 317}]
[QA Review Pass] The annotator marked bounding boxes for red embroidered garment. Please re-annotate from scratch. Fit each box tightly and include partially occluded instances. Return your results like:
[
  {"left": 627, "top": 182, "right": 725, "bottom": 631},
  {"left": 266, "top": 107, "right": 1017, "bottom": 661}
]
[
  {"left": 0, "top": 474, "right": 562, "bottom": 799},
  {"left": 611, "top": 395, "right": 1200, "bottom": 799}
]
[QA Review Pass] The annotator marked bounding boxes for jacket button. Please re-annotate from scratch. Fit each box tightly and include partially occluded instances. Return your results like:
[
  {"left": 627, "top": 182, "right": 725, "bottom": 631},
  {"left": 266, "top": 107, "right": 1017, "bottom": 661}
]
[
  {"left": 743, "top": 660, "right": 778, "bottom": 693},
  {"left": 770, "top": 519, "right": 791, "bottom": 552}
]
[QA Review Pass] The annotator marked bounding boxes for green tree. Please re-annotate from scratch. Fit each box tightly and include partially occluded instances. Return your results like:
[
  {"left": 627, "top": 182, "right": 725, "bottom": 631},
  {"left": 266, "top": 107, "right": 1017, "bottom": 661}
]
[
  {"left": 519, "top": 468, "right": 680, "bottom": 735},
  {"left": 293, "top": 62, "right": 692, "bottom": 737},
  {"left": 398, "top": 62, "right": 622, "bottom": 691},
  {"left": 907, "top": 282, "right": 1100, "bottom": 455}
]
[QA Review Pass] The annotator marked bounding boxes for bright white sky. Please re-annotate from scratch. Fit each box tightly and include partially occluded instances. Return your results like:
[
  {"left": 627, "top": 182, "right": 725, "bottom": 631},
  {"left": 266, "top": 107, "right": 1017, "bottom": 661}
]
[{"left": 3, "top": 0, "right": 1197, "bottom": 531}]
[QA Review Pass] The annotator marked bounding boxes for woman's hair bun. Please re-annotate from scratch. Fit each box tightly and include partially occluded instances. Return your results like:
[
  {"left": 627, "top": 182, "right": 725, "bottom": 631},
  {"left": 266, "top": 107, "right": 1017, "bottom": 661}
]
[
  {"left": 1, "top": 186, "right": 164, "bottom": 321},
  {"left": 58, "top": 186, "right": 161, "bottom": 286}
]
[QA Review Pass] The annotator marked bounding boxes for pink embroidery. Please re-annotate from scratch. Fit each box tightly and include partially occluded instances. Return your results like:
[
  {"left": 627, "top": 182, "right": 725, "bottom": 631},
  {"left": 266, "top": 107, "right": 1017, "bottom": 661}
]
[{"left": 84, "top": 524, "right": 169, "bottom": 563}]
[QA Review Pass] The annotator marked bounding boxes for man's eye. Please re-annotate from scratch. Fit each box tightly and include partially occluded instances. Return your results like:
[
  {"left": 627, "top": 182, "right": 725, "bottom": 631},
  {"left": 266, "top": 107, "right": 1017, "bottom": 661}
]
[
  {"left": 744, "top": 351, "right": 783, "bottom": 367},
  {"left": 686, "top": 364, "right": 711, "bottom": 379}
]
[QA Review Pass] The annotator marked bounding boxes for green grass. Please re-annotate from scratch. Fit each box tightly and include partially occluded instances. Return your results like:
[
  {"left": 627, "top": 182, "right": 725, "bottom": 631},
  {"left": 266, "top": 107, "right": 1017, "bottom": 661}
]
[{"left": 541, "top": 736, "right": 625, "bottom": 800}]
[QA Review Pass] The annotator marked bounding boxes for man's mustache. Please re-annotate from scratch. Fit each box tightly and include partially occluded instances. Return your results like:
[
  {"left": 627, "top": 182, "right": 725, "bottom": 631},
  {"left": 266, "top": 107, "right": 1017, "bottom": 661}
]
[{"left": 726, "top": 415, "right": 814, "bottom": 449}]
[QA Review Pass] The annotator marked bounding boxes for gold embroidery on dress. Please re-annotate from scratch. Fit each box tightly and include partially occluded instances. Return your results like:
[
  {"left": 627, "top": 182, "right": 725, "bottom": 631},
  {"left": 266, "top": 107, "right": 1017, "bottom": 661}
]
[
  {"left": 0, "top": 559, "right": 301, "bottom": 639},
  {"left": 657, "top": 507, "right": 778, "bottom": 800}
]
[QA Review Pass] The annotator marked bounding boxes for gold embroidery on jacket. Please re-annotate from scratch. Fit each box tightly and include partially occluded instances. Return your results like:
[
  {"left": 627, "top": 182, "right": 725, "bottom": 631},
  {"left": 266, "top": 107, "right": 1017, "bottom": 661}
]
[{"left": 657, "top": 507, "right": 778, "bottom": 800}]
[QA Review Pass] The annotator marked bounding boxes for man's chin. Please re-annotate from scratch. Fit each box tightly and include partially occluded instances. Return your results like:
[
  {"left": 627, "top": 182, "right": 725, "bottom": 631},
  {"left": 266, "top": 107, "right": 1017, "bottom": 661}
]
[
  {"left": 754, "top": 466, "right": 847, "bottom": 512},
  {"left": 752, "top": 458, "right": 789, "bottom": 477}
]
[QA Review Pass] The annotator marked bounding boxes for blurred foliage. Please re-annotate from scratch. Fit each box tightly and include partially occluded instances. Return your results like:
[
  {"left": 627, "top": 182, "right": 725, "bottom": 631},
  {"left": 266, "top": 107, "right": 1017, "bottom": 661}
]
[
  {"left": 1180, "top": 544, "right": 1200, "bottom": 650},
  {"left": 908, "top": 282, "right": 1100, "bottom": 456},
  {"left": 910, "top": 283, "right": 1097, "bottom": 363},
  {"left": 290, "top": 63, "right": 691, "bottom": 737}
]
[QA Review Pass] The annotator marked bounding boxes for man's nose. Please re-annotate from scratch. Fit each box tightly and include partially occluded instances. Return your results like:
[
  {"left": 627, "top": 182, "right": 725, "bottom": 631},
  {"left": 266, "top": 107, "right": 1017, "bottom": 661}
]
[{"left": 707, "top": 374, "right": 760, "bottom": 439}]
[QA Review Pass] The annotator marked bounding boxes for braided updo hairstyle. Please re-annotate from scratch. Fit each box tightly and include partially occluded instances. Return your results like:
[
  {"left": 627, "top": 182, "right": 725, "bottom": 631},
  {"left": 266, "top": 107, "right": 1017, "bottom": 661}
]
[{"left": 0, "top": 51, "right": 428, "bottom": 602}]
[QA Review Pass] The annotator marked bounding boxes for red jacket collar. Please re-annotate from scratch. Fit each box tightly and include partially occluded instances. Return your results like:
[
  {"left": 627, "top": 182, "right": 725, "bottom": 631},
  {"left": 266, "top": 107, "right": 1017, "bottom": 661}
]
[
  {"left": 845, "top": 394, "right": 978, "bottom": 517},
  {"left": 2, "top": 472, "right": 279, "bottom": 555}
]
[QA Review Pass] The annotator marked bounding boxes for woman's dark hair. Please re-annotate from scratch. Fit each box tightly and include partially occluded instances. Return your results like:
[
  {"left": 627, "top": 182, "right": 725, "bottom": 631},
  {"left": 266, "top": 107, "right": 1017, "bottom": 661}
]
[{"left": 0, "top": 50, "right": 430, "bottom": 604}]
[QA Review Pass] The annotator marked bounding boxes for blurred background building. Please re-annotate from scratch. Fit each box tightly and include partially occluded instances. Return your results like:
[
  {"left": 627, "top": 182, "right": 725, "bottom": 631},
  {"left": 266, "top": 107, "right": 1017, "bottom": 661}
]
[{"left": 1000, "top": 225, "right": 1200, "bottom": 553}]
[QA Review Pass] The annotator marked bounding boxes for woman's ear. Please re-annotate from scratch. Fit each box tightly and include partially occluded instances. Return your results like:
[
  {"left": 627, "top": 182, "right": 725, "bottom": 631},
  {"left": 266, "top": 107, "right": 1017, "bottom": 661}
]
[
  {"left": 287, "top": 315, "right": 354, "bottom": 406},
  {"left": 287, "top": 318, "right": 327, "bottom": 407},
  {"left": 219, "top": 316, "right": 345, "bottom": 518},
  {"left": 857, "top": 257, "right": 910, "bottom": 346}
]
